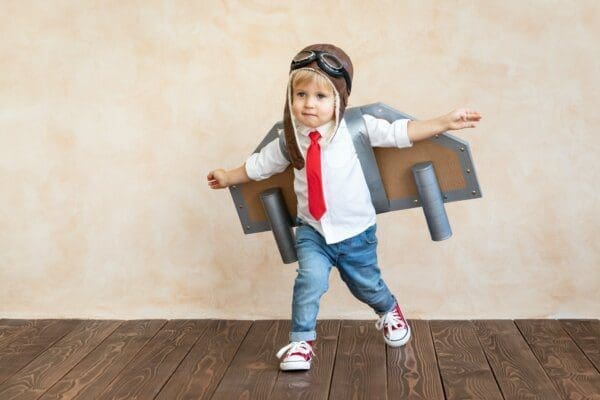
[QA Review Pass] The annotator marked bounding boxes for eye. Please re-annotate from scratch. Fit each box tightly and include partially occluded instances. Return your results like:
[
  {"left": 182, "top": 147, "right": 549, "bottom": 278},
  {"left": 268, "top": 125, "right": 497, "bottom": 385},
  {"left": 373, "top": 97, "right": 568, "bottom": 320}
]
[
  {"left": 317, "top": 93, "right": 328, "bottom": 99},
  {"left": 295, "top": 91, "right": 306, "bottom": 97}
]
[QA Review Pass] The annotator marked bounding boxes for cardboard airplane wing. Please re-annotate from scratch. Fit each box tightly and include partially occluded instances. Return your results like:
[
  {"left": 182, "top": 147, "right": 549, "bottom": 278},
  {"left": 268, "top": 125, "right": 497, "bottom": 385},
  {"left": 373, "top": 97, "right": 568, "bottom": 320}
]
[{"left": 229, "top": 102, "right": 482, "bottom": 263}]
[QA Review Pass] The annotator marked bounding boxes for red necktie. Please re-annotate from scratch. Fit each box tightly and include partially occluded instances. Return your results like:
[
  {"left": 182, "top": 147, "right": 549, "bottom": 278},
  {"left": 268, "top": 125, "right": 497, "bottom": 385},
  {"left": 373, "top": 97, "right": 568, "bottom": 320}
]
[{"left": 307, "top": 131, "right": 326, "bottom": 220}]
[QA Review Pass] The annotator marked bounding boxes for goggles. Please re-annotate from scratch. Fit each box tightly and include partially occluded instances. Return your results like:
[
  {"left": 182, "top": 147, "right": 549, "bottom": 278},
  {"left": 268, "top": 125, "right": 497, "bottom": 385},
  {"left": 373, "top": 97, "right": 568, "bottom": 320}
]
[{"left": 291, "top": 50, "right": 352, "bottom": 95}]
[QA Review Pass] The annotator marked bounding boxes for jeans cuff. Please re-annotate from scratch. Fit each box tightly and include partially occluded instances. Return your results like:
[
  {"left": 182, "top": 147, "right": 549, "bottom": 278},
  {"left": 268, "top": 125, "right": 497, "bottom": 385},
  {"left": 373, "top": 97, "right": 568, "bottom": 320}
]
[
  {"left": 376, "top": 295, "right": 398, "bottom": 317},
  {"left": 290, "top": 331, "right": 316, "bottom": 342}
]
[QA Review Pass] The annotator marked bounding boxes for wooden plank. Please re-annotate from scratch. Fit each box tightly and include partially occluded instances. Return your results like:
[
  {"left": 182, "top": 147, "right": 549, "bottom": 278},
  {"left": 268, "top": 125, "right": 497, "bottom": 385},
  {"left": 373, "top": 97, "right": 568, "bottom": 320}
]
[
  {"left": 0, "top": 320, "right": 121, "bottom": 399},
  {"left": 516, "top": 319, "right": 600, "bottom": 399},
  {"left": 269, "top": 320, "right": 341, "bottom": 400},
  {"left": 155, "top": 320, "right": 252, "bottom": 400},
  {"left": 0, "top": 320, "right": 80, "bottom": 385},
  {"left": 561, "top": 319, "right": 600, "bottom": 373},
  {"left": 0, "top": 320, "right": 41, "bottom": 349},
  {"left": 98, "top": 319, "right": 208, "bottom": 399},
  {"left": 329, "top": 320, "right": 387, "bottom": 400},
  {"left": 39, "top": 320, "right": 166, "bottom": 400},
  {"left": 387, "top": 320, "right": 444, "bottom": 400},
  {"left": 473, "top": 320, "right": 561, "bottom": 399},
  {"left": 430, "top": 320, "right": 503, "bottom": 400},
  {"left": 210, "top": 320, "right": 288, "bottom": 400}
]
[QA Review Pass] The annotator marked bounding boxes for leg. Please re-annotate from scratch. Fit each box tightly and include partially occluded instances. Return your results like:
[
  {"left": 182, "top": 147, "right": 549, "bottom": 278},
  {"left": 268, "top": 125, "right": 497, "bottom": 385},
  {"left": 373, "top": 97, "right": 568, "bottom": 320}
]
[
  {"left": 290, "top": 224, "right": 334, "bottom": 342},
  {"left": 337, "top": 224, "right": 411, "bottom": 348},
  {"left": 337, "top": 224, "right": 396, "bottom": 315}
]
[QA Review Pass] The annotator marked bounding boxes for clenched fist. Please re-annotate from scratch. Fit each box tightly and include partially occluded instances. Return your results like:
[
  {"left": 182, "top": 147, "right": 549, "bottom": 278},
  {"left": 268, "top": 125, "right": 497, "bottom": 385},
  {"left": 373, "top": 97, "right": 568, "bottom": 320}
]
[{"left": 207, "top": 169, "right": 228, "bottom": 189}]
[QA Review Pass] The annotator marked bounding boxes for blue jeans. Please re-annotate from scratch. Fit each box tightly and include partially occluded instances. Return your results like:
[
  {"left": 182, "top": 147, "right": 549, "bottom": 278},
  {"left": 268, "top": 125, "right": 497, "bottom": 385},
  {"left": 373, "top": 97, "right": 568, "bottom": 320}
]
[{"left": 290, "top": 218, "right": 397, "bottom": 342}]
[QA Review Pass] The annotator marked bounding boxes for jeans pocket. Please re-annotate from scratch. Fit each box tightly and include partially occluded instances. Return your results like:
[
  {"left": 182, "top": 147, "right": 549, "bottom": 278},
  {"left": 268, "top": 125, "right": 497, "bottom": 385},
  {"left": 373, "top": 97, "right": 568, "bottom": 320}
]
[
  {"left": 294, "top": 225, "right": 306, "bottom": 244},
  {"left": 364, "top": 226, "right": 378, "bottom": 245},
  {"left": 295, "top": 224, "right": 314, "bottom": 248}
]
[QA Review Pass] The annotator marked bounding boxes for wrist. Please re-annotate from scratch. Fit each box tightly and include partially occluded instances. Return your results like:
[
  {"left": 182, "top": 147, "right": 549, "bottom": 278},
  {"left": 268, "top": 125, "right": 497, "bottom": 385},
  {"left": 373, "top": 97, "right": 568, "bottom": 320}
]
[
  {"left": 219, "top": 169, "right": 230, "bottom": 187},
  {"left": 437, "top": 115, "right": 450, "bottom": 132}
]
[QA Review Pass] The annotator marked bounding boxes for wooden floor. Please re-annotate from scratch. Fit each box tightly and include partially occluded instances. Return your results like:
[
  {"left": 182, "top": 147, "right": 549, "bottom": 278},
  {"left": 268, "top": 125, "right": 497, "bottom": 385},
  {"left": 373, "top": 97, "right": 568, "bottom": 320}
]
[{"left": 0, "top": 319, "right": 598, "bottom": 399}]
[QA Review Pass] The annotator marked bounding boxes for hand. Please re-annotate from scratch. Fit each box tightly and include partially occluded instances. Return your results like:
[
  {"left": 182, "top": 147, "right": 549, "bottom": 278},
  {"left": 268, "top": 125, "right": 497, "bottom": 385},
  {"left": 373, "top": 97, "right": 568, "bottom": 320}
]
[
  {"left": 444, "top": 108, "right": 482, "bottom": 131},
  {"left": 207, "top": 168, "right": 228, "bottom": 189}
]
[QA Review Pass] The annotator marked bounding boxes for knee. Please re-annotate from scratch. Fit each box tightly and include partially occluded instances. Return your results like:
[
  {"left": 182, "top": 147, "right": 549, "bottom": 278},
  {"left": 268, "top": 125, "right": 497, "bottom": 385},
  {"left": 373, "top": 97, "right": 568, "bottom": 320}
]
[
  {"left": 294, "top": 269, "right": 329, "bottom": 296},
  {"left": 345, "top": 276, "right": 386, "bottom": 297}
]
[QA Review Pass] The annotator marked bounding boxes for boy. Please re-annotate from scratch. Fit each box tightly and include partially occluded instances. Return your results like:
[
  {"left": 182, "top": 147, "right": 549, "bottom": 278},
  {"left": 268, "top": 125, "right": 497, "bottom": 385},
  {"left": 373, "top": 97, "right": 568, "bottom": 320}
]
[{"left": 208, "top": 44, "right": 481, "bottom": 371}]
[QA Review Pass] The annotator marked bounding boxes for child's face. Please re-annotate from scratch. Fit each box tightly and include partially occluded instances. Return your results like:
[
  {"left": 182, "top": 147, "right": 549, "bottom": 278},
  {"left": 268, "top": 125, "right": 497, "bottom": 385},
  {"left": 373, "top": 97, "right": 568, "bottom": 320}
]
[{"left": 291, "top": 80, "right": 335, "bottom": 129}]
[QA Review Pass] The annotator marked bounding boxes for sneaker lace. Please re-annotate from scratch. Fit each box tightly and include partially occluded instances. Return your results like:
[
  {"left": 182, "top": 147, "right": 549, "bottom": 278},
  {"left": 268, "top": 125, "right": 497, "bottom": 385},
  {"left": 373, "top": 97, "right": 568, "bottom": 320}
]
[
  {"left": 375, "top": 308, "right": 406, "bottom": 331},
  {"left": 276, "top": 341, "right": 315, "bottom": 359}
]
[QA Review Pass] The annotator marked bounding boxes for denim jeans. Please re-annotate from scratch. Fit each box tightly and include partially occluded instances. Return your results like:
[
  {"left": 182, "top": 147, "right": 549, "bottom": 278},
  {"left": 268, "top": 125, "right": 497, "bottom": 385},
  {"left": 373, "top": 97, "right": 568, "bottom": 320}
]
[{"left": 289, "top": 218, "right": 397, "bottom": 342}]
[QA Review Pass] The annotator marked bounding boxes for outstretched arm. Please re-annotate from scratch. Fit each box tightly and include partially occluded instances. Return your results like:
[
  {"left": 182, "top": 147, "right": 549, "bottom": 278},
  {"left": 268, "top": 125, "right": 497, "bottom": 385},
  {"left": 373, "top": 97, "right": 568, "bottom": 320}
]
[
  {"left": 207, "top": 164, "right": 250, "bottom": 189},
  {"left": 207, "top": 136, "right": 291, "bottom": 189},
  {"left": 407, "top": 108, "right": 482, "bottom": 143}
]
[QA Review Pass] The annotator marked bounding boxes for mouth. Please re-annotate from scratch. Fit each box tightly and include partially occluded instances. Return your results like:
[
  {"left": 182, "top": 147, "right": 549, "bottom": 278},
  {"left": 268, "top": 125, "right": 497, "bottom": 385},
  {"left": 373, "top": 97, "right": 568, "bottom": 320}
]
[{"left": 302, "top": 113, "right": 317, "bottom": 117}]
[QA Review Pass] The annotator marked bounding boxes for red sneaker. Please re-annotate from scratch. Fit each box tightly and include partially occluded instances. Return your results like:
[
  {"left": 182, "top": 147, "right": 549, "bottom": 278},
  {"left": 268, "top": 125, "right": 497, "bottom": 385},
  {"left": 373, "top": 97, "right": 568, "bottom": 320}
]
[
  {"left": 276, "top": 340, "right": 315, "bottom": 371},
  {"left": 375, "top": 302, "right": 411, "bottom": 347}
]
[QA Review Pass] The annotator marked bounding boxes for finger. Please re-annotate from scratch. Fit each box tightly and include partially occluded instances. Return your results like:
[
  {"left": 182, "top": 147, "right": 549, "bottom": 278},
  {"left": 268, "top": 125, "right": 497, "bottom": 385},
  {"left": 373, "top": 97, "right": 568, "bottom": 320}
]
[{"left": 465, "top": 110, "right": 481, "bottom": 120}]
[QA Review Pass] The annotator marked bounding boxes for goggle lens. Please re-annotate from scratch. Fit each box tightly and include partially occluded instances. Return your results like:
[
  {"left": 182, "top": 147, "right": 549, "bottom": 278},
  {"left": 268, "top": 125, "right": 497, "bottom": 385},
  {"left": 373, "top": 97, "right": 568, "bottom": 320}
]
[
  {"left": 292, "top": 51, "right": 313, "bottom": 63},
  {"left": 322, "top": 53, "right": 343, "bottom": 69}
]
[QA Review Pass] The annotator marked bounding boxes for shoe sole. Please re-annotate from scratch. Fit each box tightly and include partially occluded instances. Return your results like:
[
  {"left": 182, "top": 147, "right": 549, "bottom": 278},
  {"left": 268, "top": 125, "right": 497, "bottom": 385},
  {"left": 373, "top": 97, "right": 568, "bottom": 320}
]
[
  {"left": 385, "top": 325, "right": 412, "bottom": 347},
  {"left": 280, "top": 360, "right": 311, "bottom": 371}
]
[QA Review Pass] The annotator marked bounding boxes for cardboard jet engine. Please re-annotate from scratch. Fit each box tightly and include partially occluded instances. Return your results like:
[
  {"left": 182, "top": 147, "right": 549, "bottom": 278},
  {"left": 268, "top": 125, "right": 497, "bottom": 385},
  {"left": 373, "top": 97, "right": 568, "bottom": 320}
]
[{"left": 229, "top": 103, "right": 482, "bottom": 264}]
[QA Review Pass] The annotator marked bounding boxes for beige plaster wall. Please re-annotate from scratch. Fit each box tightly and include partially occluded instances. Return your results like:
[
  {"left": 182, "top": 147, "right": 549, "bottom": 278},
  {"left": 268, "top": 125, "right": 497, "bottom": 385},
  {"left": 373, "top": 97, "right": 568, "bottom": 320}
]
[{"left": 1, "top": 1, "right": 598, "bottom": 319}]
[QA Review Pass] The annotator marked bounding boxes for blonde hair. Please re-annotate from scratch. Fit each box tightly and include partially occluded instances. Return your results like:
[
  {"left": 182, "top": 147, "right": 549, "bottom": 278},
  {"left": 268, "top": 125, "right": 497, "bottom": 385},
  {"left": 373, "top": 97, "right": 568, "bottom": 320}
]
[{"left": 291, "top": 69, "right": 334, "bottom": 95}]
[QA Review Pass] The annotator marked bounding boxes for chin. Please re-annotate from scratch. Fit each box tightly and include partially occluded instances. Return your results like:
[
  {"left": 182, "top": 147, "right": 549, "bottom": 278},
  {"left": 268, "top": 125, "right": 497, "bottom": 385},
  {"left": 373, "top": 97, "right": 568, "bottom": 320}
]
[{"left": 301, "top": 119, "right": 319, "bottom": 128}]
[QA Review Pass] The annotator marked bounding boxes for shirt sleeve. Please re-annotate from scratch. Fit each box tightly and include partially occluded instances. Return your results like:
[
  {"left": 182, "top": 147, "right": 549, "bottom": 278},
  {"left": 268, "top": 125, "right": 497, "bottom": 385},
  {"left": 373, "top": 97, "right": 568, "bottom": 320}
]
[
  {"left": 362, "top": 114, "right": 413, "bottom": 148},
  {"left": 245, "top": 137, "right": 291, "bottom": 181}
]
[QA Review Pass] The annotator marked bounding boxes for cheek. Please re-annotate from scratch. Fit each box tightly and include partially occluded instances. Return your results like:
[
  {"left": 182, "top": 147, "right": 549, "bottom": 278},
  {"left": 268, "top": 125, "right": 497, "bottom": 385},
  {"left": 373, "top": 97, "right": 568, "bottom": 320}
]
[
  {"left": 324, "top": 101, "right": 335, "bottom": 116},
  {"left": 291, "top": 101, "right": 302, "bottom": 116}
]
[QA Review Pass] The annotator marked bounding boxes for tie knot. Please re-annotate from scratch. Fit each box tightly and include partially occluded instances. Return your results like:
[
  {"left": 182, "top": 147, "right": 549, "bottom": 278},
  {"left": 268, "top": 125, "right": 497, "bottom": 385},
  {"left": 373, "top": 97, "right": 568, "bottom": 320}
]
[{"left": 309, "top": 131, "right": 321, "bottom": 143}]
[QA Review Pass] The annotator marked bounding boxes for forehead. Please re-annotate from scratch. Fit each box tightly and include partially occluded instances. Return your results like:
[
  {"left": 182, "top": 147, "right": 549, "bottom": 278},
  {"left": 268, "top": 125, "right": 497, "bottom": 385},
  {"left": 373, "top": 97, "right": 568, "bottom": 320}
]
[{"left": 293, "top": 79, "right": 333, "bottom": 93}]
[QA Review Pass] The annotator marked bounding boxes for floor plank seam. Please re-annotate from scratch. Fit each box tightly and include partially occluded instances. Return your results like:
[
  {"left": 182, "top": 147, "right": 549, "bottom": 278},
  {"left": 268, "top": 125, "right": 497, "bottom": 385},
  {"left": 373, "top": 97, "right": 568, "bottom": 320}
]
[
  {"left": 153, "top": 320, "right": 212, "bottom": 400},
  {"left": 559, "top": 320, "right": 600, "bottom": 376},
  {"left": 326, "top": 321, "right": 342, "bottom": 400},
  {"left": 97, "top": 319, "right": 168, "bottom": 398},
  {"left": 428, "top": 321, "right": 448, "bottom": 400},
  {"left": 41, "top": 320, "right": 125, "bottom": 399},
  {"left": 0, "top": 320, "right": 82, "bottom": 389},
  {"left": 513, "top": 320, "right": 564, "bottom": 399},
  {"left": 470, "top": 319, "right": 506, "bottom": 400},
  {"left": 265, "top": 320, "right": 285, "bottom": 400},
  {"left": 208, "top": 319, "right": 254, "bottom": 400},
  {"left": 0, "top": 320, "right": 29, "bottom": 351},
  {"left": 269, "top": 321, "right": 289, "bottom": 399},
  {"left": 384, "top": 337, "right": 388, "bottom": 400}
]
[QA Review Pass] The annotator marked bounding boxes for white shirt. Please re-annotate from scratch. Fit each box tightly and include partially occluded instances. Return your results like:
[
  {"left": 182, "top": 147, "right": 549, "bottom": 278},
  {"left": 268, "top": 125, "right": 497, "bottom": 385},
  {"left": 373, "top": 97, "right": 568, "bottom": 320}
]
[{"left": 245, "top": 115, "right": 413, "bottom": 244}]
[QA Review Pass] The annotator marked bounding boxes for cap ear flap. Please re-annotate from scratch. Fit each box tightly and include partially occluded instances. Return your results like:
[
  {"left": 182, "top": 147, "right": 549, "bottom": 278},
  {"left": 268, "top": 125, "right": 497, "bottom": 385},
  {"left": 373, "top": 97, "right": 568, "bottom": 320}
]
[{"left": 283, "top": 89, "right": 305, "bottom": 170}]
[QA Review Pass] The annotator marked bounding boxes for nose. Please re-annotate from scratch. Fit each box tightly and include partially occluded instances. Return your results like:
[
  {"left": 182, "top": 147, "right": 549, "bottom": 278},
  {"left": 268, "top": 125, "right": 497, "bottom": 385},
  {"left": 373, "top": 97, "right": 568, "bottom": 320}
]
[{"left": 305, "top": 96, "right": 316, "bottom": 107}]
